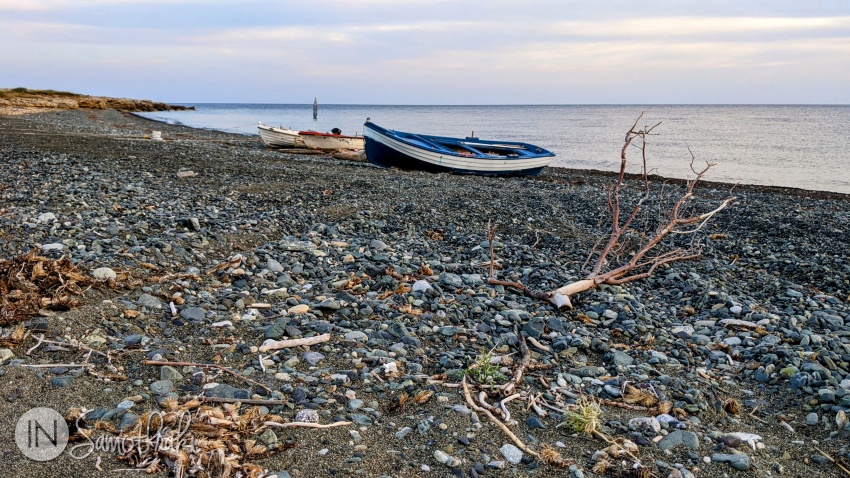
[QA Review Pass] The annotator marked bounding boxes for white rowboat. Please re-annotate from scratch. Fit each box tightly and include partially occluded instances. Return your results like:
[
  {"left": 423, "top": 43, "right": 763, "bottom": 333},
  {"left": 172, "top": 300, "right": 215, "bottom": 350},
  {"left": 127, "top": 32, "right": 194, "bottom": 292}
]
[
  {"left": 258, "top": 122, "right": 306, "bottom": 148},
  {"left": 299, "top": 130, "right": 365, "bottom": 151}
]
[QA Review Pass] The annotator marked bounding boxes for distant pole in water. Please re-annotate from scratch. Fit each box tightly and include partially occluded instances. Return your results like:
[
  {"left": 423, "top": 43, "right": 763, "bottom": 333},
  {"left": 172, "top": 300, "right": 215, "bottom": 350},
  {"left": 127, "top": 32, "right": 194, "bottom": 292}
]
[{"left": 313, "top": 97, "right": 318, "bottom": 120}]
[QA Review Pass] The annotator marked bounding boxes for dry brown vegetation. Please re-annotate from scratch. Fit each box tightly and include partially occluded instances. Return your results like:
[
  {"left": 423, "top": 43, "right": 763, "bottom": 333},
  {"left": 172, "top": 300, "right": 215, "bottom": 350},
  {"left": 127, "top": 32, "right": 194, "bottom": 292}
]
[{"left": 0, "top": 250, "right": 93, "bottom": 325}]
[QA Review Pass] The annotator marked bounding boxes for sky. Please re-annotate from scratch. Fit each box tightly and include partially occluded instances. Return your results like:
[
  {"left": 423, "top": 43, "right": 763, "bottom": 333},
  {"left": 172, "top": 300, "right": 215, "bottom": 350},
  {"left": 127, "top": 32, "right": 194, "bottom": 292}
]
[{"left": 1, "top": 1, "right": 849, "bottom": 104}]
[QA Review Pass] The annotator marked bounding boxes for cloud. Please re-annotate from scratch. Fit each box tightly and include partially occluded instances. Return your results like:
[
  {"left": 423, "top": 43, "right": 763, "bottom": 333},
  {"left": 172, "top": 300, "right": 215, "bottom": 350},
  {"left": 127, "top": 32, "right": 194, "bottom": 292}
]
[
  {"left": 549, "top": 16, "right": 850, "bottom": 39},
  {"left": 1, "top": 2, "right": 849, "bottom": 103}
]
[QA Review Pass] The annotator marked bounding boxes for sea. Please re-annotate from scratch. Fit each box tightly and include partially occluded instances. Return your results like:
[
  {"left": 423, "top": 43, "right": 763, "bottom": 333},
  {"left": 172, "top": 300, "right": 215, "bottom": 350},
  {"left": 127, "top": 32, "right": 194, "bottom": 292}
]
[{"left": 136, "top": 104, "right": 850, "bottom": 195}]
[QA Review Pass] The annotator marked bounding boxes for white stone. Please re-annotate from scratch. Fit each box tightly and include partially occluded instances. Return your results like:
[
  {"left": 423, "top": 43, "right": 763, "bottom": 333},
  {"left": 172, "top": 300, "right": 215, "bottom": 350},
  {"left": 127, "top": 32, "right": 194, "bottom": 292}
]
[
  {"left": 656, "top": 414, "right": 678, "bottom": 423},
  {"left": 384, "top": 361, "right": 398, "bottom": 375},
  {"left": 629, "top": 416, "right": 661, "bottom": 433},
  {"left": 0, "top": 348, "right": 14, "bottom": 362},
  {"left": 37, "top": 212, "right": 56, "bottom": 223},
  {"left": 499, "top": 444, "right": 523, "bottom": 464},
  {"left": 719, "top": 318, "right": 759, "bottom": 328},
  {"left": 671, "top": 325, "right": 694, "bottom": 337},
  {"left": 176, "top": 170, "right": 197, "bottom": 178},
  {"left": 412, "top": 280, "right": 432, "bottom": 293},
  {"left": 91, "top": 267, "right": 117, "bottom": 281},
  {"left": 41, "top": 243, "right": 64, "bottom": 252},
  {"left": 433, "top": 450, "right": 450, "bottom": 464},
  {"left": 288, "top": 304, "right": 310, "bottom": 315}
]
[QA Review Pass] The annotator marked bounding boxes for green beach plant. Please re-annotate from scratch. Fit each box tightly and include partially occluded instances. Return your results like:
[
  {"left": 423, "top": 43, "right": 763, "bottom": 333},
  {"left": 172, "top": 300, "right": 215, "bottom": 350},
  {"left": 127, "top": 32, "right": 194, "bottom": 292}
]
[
  {"left": 559, "top": 397, "right": 602, "bottom": 434},
  {"left": 465, "top": 350, "right": 506, "bottom": 385}
]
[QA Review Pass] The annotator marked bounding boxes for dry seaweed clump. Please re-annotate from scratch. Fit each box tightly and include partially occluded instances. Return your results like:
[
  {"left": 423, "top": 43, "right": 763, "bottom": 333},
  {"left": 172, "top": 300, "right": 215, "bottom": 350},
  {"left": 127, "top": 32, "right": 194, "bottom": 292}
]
[
  {"left": 69, "top": 399, "right": 307, "bottom": 478},
  {"left": 0, "top": 250, "right": 93, "bottom": 324}
]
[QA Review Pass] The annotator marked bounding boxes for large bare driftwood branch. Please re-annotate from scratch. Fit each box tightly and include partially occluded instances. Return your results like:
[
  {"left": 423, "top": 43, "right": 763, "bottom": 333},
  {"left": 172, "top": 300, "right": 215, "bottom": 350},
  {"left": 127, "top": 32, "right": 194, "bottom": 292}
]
[{"left": 548, "top": 113, "right": 736, "bottom": 308}]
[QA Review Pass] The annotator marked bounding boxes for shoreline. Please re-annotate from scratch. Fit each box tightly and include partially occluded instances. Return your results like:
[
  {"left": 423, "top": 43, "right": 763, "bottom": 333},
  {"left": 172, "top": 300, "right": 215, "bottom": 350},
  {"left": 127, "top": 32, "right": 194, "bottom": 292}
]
[
  {"left": 1, "top": 108, "right": 849, "bottom": 478},
  {"left": 10, "top": 104, "right": 850, "bottom": 201}
]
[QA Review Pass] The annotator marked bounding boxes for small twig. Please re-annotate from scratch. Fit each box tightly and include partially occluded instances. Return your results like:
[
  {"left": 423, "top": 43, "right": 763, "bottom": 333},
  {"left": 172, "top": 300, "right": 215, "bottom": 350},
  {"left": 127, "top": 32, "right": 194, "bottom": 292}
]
[
  {"left": 526, "top": 392, "right": 544, "bottom": 412},
  {"left": 501, "top": 393, "right": 523, "bottom": 406},
  {"left": 26, "top": 334, "right": 45, "bottom": 355},
  {"left": 551, "top": 386, "right": 581, "bottom": 399},
  {"left": 748, "top": 406, "right": 768, "bottom": 424},
  {"left": 370, "top": 369, "right": 385, "bottom": 383},
  {"left": 35, "top": 336, "right": 112, "bottom": 362},
  {"left": 527, "top": 336, "right": 550, "bottom": 352},
  {"left": 500, "top": 393, "right": 522, "bottom": 423},
  {"left": 531, "top": 401, "right": 547, "bottom": 417},
  {"left": 539, "top": 400, "right": 567, "bottom": 414},
  {"left": 143, "top": 360, "right": 273, "bottom": 394},
  {"left": 264, "top": 421, "right": 352, "bottom": 429},
  {"left": 478, "top": 391, "right": 502, "bottom": 416},
  {"left": 814, "top": 447, "right": 850, "bottom": 476}
]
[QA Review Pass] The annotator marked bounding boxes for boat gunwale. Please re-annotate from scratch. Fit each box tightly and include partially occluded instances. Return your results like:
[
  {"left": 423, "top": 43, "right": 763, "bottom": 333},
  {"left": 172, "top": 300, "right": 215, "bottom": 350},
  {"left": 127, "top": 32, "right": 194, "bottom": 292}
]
[{"left": 298, "top": 130, "right": 363, "bottom": 140}]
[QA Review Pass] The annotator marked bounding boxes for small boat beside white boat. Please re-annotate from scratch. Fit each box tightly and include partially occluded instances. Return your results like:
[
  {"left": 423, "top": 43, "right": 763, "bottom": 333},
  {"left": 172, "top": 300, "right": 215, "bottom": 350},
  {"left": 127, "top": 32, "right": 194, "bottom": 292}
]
[
  {"left": 257, "top": 122, "right": 306, "bottom": 148},
  {"left": 363, "top": 121, "right": 555, "bottom": 176},
  {"left": 298, "top": 130, "right": 365, "bottom": 151}
]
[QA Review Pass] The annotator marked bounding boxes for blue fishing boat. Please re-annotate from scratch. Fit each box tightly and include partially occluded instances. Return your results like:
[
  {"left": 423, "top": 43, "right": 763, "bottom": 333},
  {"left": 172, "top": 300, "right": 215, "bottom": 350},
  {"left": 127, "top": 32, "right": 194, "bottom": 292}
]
[{"left": 363, "top": 121, "right": 555, "bottom": 176}]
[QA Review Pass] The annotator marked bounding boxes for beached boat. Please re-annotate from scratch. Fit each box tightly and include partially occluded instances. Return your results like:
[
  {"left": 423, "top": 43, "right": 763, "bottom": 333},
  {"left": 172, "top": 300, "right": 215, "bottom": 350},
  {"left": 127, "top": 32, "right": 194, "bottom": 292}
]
[
  {"left": 363, "top": 121, "right": 555, "bottom": 176},
  {"left": 298, "top": 130, "right": 365, "bottom": 151},
  {"left": 257, "top": 122, "right": 305, "bottom": 148}
]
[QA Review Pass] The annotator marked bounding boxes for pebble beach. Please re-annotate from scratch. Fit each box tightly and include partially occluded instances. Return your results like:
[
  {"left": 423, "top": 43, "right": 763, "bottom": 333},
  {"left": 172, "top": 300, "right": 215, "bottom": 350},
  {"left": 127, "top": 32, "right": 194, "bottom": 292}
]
[{"left": 1, "top": 108, "right": 849, "bottom": 478}]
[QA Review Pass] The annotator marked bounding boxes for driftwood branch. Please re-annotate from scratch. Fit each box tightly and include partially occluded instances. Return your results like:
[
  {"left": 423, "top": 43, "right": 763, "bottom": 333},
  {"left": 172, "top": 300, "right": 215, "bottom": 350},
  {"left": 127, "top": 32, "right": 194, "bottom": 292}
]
[
  {"left": 259, "top": 333, "right": 331, "bottom": 353},
  {"left": 462, "top": 377, "right": 539, "bottom": 457},
  {"left": 549, "top": 113, "right": 736, "bottom": 308}
]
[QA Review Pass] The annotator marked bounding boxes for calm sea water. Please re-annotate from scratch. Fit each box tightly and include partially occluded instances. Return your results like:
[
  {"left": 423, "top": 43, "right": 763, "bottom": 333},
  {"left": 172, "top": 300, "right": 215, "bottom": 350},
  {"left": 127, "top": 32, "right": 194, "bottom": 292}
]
[{"left": 137, "top": 104, "right": 850, "bottom": 194}]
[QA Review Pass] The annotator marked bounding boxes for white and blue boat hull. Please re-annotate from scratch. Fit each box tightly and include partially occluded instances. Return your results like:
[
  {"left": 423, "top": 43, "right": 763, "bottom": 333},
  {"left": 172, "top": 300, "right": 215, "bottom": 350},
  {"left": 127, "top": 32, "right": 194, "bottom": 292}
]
[{"left": 363, "top": 122, "right": 554, "bottom": 177}]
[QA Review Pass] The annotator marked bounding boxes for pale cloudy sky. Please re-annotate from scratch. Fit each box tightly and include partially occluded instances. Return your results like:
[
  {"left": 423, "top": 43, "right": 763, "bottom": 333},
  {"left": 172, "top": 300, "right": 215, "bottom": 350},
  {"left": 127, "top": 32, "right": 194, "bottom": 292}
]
[{"left": 1, "top": 0, "right": 848, "bottom": 104}]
